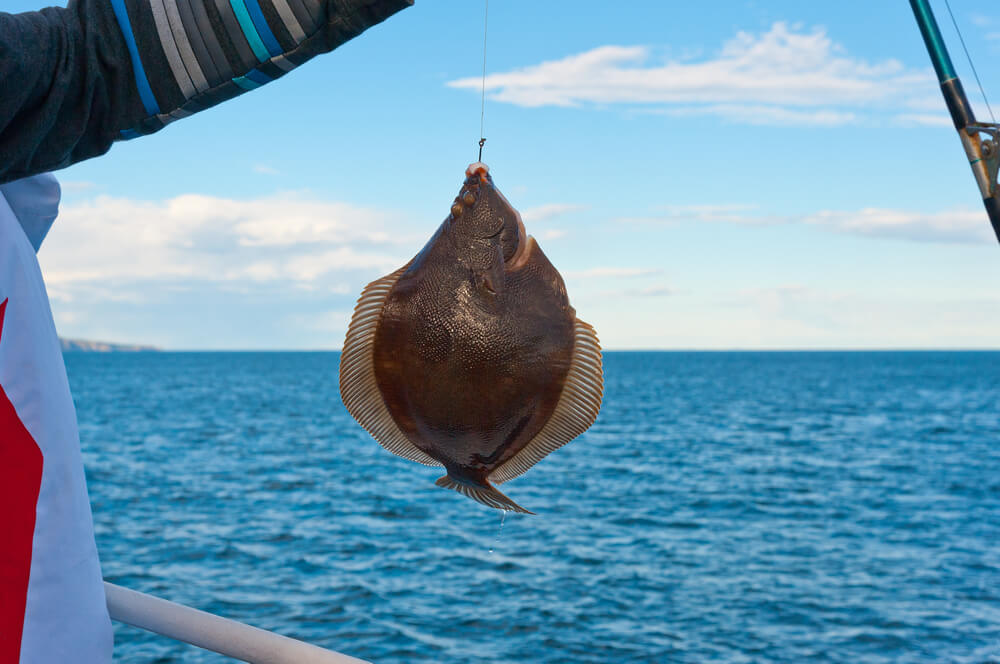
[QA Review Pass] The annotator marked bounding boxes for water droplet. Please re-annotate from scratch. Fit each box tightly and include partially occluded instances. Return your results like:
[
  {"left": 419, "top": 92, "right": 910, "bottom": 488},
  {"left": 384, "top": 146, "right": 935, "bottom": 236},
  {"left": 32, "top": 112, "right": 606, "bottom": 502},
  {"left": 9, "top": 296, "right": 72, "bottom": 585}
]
[{"left": 488, "top": 509, "right": 508, "bottom": 554}]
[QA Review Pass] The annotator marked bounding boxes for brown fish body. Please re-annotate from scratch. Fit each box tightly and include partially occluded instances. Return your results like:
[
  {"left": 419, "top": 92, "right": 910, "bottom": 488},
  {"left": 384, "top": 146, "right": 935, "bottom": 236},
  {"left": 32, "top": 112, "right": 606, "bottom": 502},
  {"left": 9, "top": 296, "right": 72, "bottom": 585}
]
[{"left": 340, "top": 164, "right": 602, "bottom": 513}]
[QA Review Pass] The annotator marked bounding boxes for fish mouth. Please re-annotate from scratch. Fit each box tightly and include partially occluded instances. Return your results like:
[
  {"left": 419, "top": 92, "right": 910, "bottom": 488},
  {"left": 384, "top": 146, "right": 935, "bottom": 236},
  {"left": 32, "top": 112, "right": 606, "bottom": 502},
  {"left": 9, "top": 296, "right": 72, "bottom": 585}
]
[{"left": 465, "top": 162, "right": 490, "bottom": 180}]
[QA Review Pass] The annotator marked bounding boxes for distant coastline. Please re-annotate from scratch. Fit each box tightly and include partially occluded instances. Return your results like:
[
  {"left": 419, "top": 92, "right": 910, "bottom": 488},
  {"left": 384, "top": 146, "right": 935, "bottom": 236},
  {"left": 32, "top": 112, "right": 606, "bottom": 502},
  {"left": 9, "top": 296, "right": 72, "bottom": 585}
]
[{"left": 60, "top": 338, "right": 160, "bottom": 353}]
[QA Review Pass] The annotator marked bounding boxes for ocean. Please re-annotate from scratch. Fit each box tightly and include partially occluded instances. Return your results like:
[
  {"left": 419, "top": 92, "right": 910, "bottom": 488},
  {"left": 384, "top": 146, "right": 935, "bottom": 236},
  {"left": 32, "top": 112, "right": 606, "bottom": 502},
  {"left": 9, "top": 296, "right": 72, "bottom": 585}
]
[{"left": 66, "top": 351, "right": 1000, "bottom": 663}]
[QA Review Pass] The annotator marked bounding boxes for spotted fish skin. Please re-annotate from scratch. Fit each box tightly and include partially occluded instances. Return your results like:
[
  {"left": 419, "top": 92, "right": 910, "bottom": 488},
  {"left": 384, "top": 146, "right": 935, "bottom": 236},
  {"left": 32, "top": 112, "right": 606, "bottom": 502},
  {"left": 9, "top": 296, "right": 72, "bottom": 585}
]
[{"left": 340, "top": 164, "right": 603, "bottom": 513}]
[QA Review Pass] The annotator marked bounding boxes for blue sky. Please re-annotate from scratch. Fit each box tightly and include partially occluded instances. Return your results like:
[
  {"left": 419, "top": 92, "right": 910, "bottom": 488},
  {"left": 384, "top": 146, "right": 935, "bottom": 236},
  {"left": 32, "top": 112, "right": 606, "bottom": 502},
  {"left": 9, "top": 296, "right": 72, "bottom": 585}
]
[{"left": 11, "top": 0, "right": 1000, "bottom": 349}]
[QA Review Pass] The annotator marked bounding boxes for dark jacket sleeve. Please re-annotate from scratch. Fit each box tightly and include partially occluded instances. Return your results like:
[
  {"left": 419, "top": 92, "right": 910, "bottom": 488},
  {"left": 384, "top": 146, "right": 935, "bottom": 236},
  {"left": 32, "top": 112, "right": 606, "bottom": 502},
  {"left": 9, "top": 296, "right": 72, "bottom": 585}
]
[{"left": 0, "top": 0, "right": 411, "bottom": 184}]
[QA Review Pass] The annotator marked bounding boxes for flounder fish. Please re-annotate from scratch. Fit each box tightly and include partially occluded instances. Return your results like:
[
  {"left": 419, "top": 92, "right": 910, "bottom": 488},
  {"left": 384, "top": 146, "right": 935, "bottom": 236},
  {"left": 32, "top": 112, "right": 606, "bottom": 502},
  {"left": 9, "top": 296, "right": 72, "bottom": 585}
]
[{"left": 340, "top": 163, "right": 603, "bottom": 513}]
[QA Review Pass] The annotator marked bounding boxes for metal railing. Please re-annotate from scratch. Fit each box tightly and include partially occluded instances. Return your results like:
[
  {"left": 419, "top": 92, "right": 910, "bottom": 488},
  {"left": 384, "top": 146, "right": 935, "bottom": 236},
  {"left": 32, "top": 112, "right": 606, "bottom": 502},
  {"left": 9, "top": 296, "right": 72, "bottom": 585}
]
[{"left": 104, "top": 582, "right": 371, "bottom": 664}]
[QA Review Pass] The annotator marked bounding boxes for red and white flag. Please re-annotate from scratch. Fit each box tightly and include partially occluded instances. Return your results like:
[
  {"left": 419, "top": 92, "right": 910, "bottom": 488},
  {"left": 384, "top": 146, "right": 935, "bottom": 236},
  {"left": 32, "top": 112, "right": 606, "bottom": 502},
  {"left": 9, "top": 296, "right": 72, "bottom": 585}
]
[{"left": 0, "top": 174, "right": 112, "bottom": 663}]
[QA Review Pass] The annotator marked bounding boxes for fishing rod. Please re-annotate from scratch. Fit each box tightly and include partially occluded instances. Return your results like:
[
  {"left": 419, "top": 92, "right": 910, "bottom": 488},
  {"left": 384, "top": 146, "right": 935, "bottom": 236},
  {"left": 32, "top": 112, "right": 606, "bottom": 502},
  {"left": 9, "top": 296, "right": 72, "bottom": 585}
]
[{"left": 910, "top": 0, "right": 1000, "bottom": 244}]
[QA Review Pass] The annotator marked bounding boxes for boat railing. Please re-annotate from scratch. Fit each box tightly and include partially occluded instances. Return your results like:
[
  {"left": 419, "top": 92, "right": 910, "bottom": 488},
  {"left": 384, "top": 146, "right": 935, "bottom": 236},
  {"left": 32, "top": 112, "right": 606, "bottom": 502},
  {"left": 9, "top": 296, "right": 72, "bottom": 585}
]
[{"left": 104, "top": 582, "right": 370, "bottom": 664}]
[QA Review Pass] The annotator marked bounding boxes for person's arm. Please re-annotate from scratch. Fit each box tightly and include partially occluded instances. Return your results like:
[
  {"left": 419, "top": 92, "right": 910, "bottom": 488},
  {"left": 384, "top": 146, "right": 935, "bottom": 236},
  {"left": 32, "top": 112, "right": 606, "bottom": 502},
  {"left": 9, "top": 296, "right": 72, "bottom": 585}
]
[{"left": 0, "top": 0, "right": 410, "bottom": 184}]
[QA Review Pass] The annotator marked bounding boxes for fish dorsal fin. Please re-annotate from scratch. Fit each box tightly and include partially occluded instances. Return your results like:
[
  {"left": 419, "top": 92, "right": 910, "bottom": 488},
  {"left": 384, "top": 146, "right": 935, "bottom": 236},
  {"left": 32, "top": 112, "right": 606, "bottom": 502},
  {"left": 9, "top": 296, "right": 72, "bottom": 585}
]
[
  {"left": 490, "top": 319, "right": 603, "bottom": 485},
  {"left": 339, "top": 264, "right": 441, "bottom": 467}
]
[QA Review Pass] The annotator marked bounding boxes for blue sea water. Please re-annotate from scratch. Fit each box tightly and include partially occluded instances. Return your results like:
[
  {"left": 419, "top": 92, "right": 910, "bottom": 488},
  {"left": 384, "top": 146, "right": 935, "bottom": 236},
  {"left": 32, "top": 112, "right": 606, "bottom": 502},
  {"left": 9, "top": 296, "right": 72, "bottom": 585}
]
[{"left": 65, "top": 351, "right": 1000, "bottom": 663}]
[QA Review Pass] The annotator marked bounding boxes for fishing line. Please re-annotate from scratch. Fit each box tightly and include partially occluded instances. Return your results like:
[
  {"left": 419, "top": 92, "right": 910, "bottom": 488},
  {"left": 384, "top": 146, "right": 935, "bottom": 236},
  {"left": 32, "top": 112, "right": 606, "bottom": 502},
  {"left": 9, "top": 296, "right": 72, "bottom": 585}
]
[
  {"left": 478, "top": 0, "right": 489, "bottom": 161},
  {"left": 943, "top": 0, "right": 996, "bottom": 123}
]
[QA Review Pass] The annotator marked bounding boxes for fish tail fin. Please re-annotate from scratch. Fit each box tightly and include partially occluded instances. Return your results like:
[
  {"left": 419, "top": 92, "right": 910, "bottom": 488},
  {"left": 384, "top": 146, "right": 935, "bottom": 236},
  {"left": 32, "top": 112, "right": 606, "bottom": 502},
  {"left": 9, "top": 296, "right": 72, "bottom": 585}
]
[{"left": 434, "top": 475, "right": 534, "bottom": 514}]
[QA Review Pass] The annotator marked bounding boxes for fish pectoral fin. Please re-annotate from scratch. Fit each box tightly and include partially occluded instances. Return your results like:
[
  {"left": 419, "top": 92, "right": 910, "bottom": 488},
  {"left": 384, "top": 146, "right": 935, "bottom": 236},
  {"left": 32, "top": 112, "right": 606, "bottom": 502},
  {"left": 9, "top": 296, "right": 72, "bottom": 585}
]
[
  {"left": 435, "top": 475, "right": 534, "bottom": 514},
  {"left": 490, "top": 318, "right": 604, "bottom": 486},
  {"left": 339, "top": 262, "right": 440, "bottom": 468}
]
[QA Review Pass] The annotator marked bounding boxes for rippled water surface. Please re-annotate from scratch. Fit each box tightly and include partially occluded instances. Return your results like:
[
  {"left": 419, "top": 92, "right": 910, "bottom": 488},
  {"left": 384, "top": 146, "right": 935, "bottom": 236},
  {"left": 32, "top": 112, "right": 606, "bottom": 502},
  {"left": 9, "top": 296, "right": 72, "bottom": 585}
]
[{"left": 67, "top": 351, "right": 1000, "bottom": 663}]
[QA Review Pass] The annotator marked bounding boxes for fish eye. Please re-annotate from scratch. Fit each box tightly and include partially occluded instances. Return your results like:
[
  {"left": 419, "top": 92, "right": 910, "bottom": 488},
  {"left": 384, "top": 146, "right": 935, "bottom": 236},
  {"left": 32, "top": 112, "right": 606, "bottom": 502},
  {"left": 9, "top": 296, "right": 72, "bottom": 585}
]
[
  {"left": 479, "top": 276, "right": 497, "bottom": 295},
  {"left": 463, "top": 192, "right": 476, "bottom": 206},
  {"left": 451, "top": 203, "right": 463, "bottom": 217}
]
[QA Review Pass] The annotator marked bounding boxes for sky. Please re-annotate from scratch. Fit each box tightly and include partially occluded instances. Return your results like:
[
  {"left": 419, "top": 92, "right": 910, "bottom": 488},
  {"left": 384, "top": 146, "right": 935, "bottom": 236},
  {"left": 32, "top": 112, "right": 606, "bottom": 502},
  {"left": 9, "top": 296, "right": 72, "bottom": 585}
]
[{"left": 9, "top": 0, "right": 1000, "bottom": 349}]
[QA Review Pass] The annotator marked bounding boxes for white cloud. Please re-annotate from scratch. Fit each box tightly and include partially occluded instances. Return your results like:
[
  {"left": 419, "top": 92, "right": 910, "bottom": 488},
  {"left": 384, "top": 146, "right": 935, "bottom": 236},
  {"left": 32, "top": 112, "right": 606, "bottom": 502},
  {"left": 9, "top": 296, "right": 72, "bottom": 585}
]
[
  {"left": 619, "top": 201, "right": 994, "bottom": 245},
  {"left": 39, "top": 192, "right": 603, "bottom": 313},
  {"left": 59, "top": 181, "right": 96, "bottom": 193},
  {"left": 253, "top": 164, "right": 280, "bottom": 175},
  {"left": 733, "top": 285, "right": 845, "bottom": 331},
  {"left": 804, "top": 207, "right": 993, "bottom": 244},
  {"left": 566, "top": 267, "right": 662, "bottom": 278},
  {"left": 892, "top": 113, "right": 952, "bottom": 127},
  {"left": 448, "top": 22, "right": 937, "bottom": 126},
  {"left": 602, "top": 284, "right": 675, "bottom": 298},
  {"left": 291, "top": 309, "right": 355, "bottom": 334},
  {"left": 632, "top": 285, "right": 674, "bottom": 297},
  {"left": 721, "top": 285, "right": 1000, "bottom": 347},
  {"left": 40, "top": 193, "right": 412, "bottom": 302},
  {"left": 657, "top": 104, "right": 857, "bottom": 127},
  {"left": 521, "top": 203, "right": 585, "bottom": 223},
  {"left": 616, "top": 204, "right": 779, "bottom": 226},
  {"left": 971, "top": 15, "right": 1000, "bottom": 41},
  {"left": 282, "top": 247, "right": 400, "bottom": 281}
]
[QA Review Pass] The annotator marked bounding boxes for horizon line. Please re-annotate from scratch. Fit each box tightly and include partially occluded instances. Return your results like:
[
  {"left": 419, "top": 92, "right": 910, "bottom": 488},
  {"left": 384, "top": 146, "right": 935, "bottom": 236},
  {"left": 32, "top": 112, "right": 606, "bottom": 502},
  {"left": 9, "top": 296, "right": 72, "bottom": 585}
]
[{"left": 65, "top": 347, "right": 1000, "bottom": 353}]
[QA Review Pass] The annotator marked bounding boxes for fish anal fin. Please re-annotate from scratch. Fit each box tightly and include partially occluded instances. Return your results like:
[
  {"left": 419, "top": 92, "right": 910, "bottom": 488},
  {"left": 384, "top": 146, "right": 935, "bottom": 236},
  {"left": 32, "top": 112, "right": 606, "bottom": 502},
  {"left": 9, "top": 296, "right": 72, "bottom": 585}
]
[
  {"left": 339, "top": 263, "right": 441, "bottom": 467},
  {"left": 435, "top": 475, "right": 534, "bottom": 514},
  {"left": 490, "top": 319, "right": 603, "bottom": 485}
]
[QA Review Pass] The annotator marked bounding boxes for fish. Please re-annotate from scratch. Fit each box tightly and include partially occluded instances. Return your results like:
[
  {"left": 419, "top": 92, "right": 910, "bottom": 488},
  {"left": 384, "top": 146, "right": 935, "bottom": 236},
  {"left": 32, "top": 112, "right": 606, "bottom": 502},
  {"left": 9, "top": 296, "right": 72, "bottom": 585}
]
[{"left": 339, "top": 163, "right": 603, "bottom": 513}]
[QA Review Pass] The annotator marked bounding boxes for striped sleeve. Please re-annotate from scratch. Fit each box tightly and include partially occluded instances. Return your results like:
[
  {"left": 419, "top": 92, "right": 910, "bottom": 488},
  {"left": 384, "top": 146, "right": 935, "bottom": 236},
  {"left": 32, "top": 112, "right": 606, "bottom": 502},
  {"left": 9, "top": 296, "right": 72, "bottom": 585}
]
[
  {"left": 0, "top": 0, "right": 411, "bottom": 183},
  {"left": 113, "top": 0, "right": 412, "bottom": 138}
]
